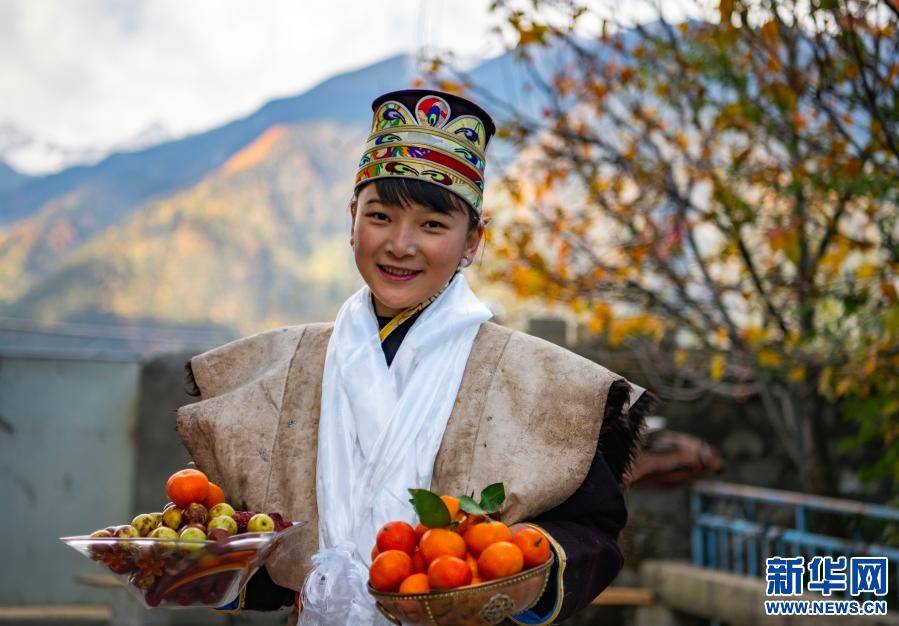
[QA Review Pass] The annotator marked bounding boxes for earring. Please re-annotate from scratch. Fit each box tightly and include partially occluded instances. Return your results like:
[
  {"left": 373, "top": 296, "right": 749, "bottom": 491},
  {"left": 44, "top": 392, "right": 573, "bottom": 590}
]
[{"left": 459, "top": 258, "right": 470, "bottom": 268}]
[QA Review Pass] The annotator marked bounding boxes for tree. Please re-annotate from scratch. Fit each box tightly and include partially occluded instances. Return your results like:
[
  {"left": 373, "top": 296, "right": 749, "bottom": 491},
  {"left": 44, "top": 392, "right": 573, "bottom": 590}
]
[{"left": 437, "top": 0, "right": 899, "bottom": 495}]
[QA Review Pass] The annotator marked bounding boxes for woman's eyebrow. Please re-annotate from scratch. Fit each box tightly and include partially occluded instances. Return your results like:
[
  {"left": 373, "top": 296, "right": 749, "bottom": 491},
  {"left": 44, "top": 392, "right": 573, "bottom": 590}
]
[{"left": 418, "top": 205, "right": 451, "bottom": 215}]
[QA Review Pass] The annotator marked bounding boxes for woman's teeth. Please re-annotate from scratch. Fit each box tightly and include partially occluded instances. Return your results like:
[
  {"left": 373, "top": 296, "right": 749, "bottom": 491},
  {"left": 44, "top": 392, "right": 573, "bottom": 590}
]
[{"left": 381, "top": 266, "right": 419, "bottom": 276}]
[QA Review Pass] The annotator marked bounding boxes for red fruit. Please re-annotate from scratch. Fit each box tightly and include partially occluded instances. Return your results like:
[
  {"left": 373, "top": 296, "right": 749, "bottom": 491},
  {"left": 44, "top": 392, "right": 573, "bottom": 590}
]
[
  {"left": 456, "top": 513, "right": 484, "bottom": 536},
  {"left": 512, "top": 527, "right": 552, "bottom": 567},
  {"left": 144, "top": 591, "right": 161, "bottom": 607},
  {"left": 268, "top": 512, "right": 290, "bottom": 531},
  {"left": 399, "top": 572, "right": 430, "bottom": 594},
  {"left": 370, "top": 550, "right": 413, "bottom": 592},
  {"left": 466, "top": 553, "right": 479, "bottom": 579},
  {"left": 463, "top": 520, "right": 512, "bottom": 557},
  {"left": 411, "top": 548, "right": 427, "bottom": 574},
  {"left": 376, "top": 521, "right": 417, "bottom": 555},
  {"left": 233, "top": 511, "right": 253, "bottom": 533},
  {"left": 478, "top": 541, "right": 524, "bottom": 581},
  {"left": 183, "top": 502, "right": 209, "bottom": 526},
  {"left": 419, "top": 528, "right": 467, "bottom": 565},
  {"left": 208, "top": 527, "right": 232, "bottom": 542},
  {"left": 428, "top": 555, "right": 472, "bottom": 589},
  {"left": 175, "top": 588, "right": 194, "bottom": 606},
  {"left": 202, "top": 482, "right": 225, "bottom": 509},
  {"left": 165, "top": 469, "right": 209, "bottom": 508}
]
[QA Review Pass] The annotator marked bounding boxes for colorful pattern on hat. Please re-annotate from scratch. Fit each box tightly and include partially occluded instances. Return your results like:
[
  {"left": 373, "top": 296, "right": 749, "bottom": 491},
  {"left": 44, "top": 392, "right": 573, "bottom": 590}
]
[{"left": 355, "top": 90, "right": 496, "bottom": 215}]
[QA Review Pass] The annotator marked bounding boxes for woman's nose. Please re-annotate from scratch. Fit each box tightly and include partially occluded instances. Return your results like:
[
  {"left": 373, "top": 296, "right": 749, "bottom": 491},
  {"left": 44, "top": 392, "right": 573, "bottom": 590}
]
[{"left": 386, "top": 223, "right": 417, "bottom": 256}]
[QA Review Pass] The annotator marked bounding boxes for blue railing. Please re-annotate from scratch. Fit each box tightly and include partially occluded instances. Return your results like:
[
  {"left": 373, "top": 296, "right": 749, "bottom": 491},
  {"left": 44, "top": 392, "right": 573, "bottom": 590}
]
[{"left": 691, "top": 480, "right": 899, "bottom": 601}]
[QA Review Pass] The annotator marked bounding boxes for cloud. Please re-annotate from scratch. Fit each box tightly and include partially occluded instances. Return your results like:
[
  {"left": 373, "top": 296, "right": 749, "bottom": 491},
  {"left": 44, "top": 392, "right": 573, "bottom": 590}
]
[{"left": 1, "top": 0, "right": 502, "bottom": 163}]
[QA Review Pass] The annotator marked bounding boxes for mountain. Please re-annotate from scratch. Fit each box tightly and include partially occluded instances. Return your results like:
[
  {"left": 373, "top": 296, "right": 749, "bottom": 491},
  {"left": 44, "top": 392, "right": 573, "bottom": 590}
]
[
  {"left": 0, "top": 44, "right": 567, "bottom": 331},
  {"left": 0, "top": 54, "right": 417, "bottom": 302},
  {"left": 0, "top": 160, "right": 29, "bottom": 194},
  {"left": 0, "top": 120, "right": 106, "bottom": 176},
  {"left": 0, "top": 54, "right": 416, "bottom": 226},
  {"left": 7, "top": 121, "right": 364, "bottom": 331},
  {"left": 113, "top": 121, "right": 174, "bottom": 153}
]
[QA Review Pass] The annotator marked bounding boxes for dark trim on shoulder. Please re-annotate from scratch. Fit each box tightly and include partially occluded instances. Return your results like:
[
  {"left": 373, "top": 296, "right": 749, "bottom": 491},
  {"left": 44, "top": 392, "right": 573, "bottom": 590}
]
[{"left": 598, "top": 382, "right": 659, "bottom": 485}]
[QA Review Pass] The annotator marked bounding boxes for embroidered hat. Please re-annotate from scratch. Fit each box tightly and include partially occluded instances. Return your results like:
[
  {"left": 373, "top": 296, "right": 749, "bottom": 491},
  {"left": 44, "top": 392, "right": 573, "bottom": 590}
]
[{"left": 355, "top": 89, "right": 497, "bottom": 215}]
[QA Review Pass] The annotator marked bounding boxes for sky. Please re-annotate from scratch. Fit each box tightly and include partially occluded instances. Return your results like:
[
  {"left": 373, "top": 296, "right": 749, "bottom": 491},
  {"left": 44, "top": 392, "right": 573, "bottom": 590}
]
[
  {"left": 0, "top": 0, "right": 509, "bottom": 173},
  {"left": 1, "top": 0, "right": 695, "bottom": 175}
]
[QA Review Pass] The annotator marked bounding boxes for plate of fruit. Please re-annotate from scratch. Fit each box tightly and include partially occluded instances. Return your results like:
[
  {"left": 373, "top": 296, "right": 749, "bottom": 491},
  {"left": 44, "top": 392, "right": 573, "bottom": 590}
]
[
  {"left": 368, "top": 484, "right": 553, "bottom": 626},
  {"left": 61, "top": 468, "right": 304, "bottom": 609}
]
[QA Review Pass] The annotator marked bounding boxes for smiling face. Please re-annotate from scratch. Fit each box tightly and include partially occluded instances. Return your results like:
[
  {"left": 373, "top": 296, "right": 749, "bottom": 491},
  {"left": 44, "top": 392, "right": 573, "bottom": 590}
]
[{"left": 350, "top": 180, "right": 483, "bottom": 317}]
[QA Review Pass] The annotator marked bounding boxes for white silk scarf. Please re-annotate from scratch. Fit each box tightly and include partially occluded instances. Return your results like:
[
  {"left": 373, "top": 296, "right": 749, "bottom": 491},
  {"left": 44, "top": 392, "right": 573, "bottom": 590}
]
[{"left": 299, "top": 273, "right": 492, "bottom": 625}]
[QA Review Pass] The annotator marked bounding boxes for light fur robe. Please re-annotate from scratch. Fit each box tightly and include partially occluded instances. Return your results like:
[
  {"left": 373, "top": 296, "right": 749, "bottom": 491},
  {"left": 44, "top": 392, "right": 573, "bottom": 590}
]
[{"left": 177, "top": 292, "right": 636, "bottom": 622}]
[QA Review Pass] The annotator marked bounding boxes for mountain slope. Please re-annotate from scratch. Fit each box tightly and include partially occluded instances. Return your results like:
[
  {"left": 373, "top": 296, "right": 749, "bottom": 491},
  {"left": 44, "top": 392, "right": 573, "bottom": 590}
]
[
  {"left": 0, "top": 160, "right": 29, "bottom": 194},
  {"left": 7, "top": 122, "right": 364, "bottom": 331},
  {"left": 0, "top": 54, "right": 416, "bottom": 301},
  {"left": 0, "top": 42, "right": 572, "bottom": 329},
  {"left": 1, "top": 53, "right": 415, "bottom": 227}
]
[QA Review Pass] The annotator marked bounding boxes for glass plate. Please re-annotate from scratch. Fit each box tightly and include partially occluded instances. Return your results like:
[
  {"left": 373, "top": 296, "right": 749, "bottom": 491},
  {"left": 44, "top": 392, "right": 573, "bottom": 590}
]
[{"left": 61, "top": 521, "right": 304, "bottom": 608}]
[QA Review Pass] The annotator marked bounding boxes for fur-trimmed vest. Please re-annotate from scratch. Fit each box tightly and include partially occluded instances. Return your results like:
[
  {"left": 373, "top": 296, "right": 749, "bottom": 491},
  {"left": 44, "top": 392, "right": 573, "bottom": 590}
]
[{"left": 176, "top": 321, "right": 637, "bottom": 591}]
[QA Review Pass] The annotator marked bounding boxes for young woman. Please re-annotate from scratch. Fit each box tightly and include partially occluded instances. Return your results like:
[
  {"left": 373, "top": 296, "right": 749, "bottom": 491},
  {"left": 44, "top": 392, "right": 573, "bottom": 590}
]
[{"left": 177, "top": 89, "right": 656, "bottom": 625}]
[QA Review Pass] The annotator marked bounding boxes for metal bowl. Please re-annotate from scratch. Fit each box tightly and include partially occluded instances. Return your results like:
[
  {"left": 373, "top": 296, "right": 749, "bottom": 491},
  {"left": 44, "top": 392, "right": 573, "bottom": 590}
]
[
  {"left": 369, "top": 558, "right": 553, "bottom": 626},
  {"left": 61, "top": 522, "right": 305, "bottom": 609}
]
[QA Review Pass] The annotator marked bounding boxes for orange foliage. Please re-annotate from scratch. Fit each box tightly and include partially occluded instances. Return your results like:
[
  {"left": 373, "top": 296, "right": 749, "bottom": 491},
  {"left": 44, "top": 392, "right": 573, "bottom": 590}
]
[{"left": 222, "top": 125, "right": 287, "bottom": 175}]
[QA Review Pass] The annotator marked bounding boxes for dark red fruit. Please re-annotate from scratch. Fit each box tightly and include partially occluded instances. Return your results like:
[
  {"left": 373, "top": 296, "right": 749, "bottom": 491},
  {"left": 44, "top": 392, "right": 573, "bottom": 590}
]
[
  {"left": 183, "top": 502, "right": 209, "bottom": 526},
  {"left": 144, "top": 590, "right": 161, "bottom": 607},
  {"left": 201, "top": 589, "right": 219, "bottom": 605},
  {"left": 211, "top": 572, "right": 233, "bottom": 594},
  {"left": 233, "top": 511, "right": 254, "bottom": 533},
  {"left": 268, "top": 512, "right": 290, "bottom": 531},
  {"left": 107, "top": 558, "right": 134, "bottom": 575}
]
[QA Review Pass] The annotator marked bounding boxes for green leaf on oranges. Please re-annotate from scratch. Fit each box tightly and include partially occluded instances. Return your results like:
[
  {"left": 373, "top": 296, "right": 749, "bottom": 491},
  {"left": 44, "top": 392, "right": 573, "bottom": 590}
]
[
  {"left": 408, "top": 489, "right": 451, "bottom": 528},
  {"left": 458, "top": 495, "right": 487, "bottom": 515},
  {"left": 459, "top": 483, "right": 505, "bottom": 516},
  {"left": 478, "top": 483, "right": 505, "bottom": 513}
]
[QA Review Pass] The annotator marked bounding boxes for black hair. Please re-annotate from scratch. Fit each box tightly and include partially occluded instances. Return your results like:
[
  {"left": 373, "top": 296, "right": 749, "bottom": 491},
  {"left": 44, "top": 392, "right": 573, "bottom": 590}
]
[{"left": 355, "top": 178, "right": 480, "bottom": 233}]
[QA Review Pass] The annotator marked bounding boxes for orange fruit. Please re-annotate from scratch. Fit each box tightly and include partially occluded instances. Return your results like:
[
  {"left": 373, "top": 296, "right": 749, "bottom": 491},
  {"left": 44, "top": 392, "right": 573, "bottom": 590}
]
[
  {"left": 377, "top": 521, "right": 417, "bottom": 555},
  {"left": 440, "top": 495, "right": 460, "bottom": 520},
  {"left": 477, "top": 541, "right": 524, "bottom": 581},
  {"left": 428, "top": 555, "right": 472, "bottom": 589},
  {"left": 419, "top": 528, "right": 467, "bottom": 565},
  {"left": 202, "top": 482, "right": 225, "bottom": 509},
  {"left": 398, "top": 572, "right": 430, "bottom": 594},
  {"left": 471, "top": 576, "right": 482, "bottom": 585},
  {"left": 466, "top": 553, "right": 479, "bottom": 579},
  {"left": 463, "top": 520, "right": 512, "bottom": 556},
  {"left": 166, "top": 469, "right": 209, "bottom": 508},
  {"left": 370, "top": 550, "right": 413, "bottom": 592},
  {"left": 371, "top": 546, "right": 380, "bottom": 561},
  {"left": 512, "top": 528, "right": 552, "bottom": 567},
  {"left": 456, "top": 513, "right": 484, "bottom": 536},
  {"left": 414, "top": 523, "right": 428, "bottom": 542},
  {"left": 411, "top": 548, "right": 427, "bottom": 573}
]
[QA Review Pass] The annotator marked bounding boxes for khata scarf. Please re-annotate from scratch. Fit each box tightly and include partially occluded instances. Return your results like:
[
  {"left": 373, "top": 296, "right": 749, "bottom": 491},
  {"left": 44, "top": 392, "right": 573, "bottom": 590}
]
[{"left": 299, "top": 273, "right": 492, "bottom": 625}]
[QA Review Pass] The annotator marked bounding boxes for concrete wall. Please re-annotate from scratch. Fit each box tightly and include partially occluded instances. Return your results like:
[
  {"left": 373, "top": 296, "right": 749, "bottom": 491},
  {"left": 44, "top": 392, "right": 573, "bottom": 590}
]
[
  {"left": 132, "top": 353, "right": 195, "bottom": 515},
  {"left": 640, "top": 560, "right": 899, "bottom": 626},
  {"left": 0, "top": 355, "right": 141, "bottom": 604}
]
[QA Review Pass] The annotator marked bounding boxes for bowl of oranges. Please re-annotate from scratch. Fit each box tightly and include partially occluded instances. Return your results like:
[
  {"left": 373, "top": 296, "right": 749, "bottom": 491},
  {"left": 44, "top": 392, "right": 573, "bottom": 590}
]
[{"left": 367, "top": 485, "right": 553, "bottom": 626}]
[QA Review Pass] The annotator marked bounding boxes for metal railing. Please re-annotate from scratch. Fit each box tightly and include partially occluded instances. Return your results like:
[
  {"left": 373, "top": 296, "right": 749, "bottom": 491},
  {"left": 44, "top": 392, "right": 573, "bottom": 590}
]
[{"left": 691, "top": 480, "right": 899, "bottom": 601}]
